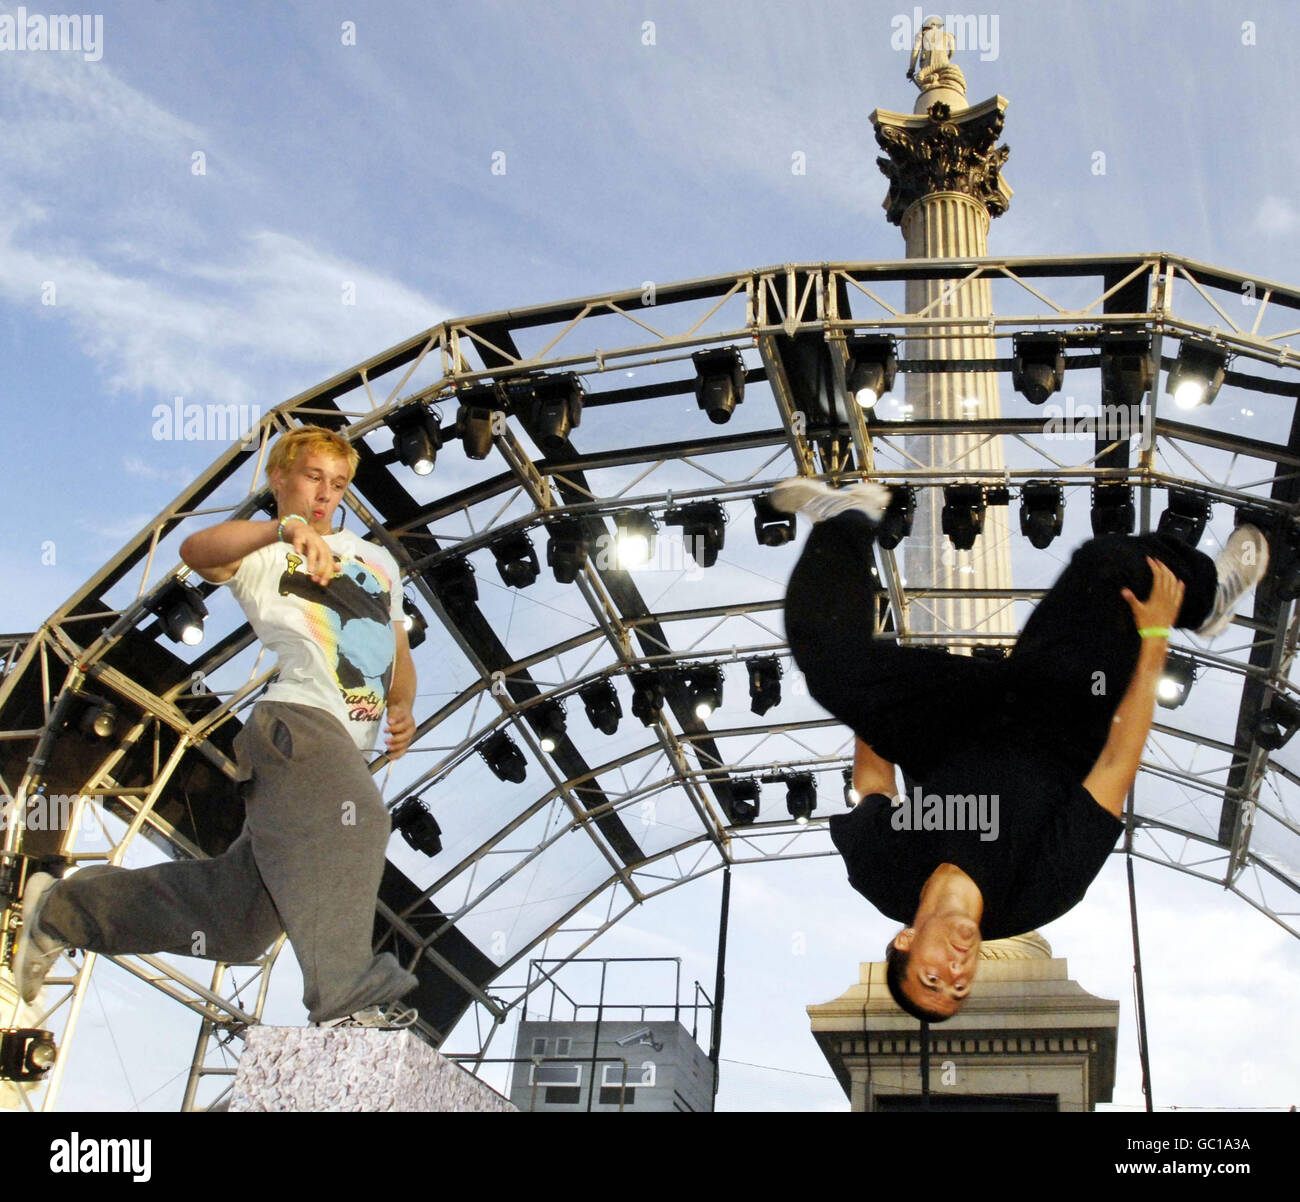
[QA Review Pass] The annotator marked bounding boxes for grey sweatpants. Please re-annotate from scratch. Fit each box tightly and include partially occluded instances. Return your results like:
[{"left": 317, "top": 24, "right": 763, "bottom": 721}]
[{"left": 38, "top": 701, "right": 417, "bottom": 1023}]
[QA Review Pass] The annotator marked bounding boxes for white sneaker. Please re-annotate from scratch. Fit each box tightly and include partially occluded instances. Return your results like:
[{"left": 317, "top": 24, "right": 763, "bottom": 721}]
[
  {"left": 314, "top": 1003, "right": 419, "bottom": 1030},
  {"left": 770, "top": 478, "right": 891, "bottom": 524},
  {"left": 1197, "top": 525, "right": 1270, "bottom": 639},
  {"left": 12, "top": 871, "right": 69, "bottom": 1003}
]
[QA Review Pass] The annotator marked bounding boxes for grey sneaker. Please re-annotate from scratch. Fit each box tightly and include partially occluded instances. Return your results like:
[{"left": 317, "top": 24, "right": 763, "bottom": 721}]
[
  {"left": 770, "top": 478, "right": 891, "bottom": 524},
  {"left": 1197, "top": 525, "right": 1270, "bottom": 639},
  {"left": 314, "top": 1003, "right": 419, "bottom": 1030},
  {"left": 12, "top": 871, "right": 68, "bottom": 1003}
]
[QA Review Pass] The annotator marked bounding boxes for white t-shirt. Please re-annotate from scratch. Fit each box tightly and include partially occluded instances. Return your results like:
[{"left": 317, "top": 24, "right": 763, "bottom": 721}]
[{"left": 226, "top": 528, "right": 405, "bottom": 752}]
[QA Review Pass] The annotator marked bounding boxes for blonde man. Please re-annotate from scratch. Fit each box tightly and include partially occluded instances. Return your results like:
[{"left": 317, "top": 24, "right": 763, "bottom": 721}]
[{"left": 15, "top": 426, "right": 421, "bottom": 1028}]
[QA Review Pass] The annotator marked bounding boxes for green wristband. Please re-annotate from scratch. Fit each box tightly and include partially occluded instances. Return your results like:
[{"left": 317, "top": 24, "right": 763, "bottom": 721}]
[
  {"left": 277, "top": 514, "right": 308, "bottom": 542},
  {"left": 1138, "top": 626, "right": 1171, "bottom": 640}
]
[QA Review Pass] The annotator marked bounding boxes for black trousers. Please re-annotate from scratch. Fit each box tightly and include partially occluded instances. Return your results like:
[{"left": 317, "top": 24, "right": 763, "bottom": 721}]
[{"left": 784, "top": 513, "right": 1217, "bottom": 783}]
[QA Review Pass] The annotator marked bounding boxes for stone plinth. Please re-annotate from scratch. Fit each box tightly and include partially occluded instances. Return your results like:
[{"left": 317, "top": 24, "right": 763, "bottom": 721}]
[
  {"left": 808, "top": 942, "right": 1119, "bottom": 1112},
  {"left": 229, "top": 1027, "right": 516, "bottom": 1113}
]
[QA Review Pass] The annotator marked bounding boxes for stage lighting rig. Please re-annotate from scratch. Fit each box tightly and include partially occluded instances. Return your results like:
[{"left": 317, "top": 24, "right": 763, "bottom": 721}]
[
  {"left": 1100, "top": 332, "right": 1154, "bottom": 409},
  {"left": 528, "top": 699, "right": 567, "bottom": 752},
  {"left": 546, "top": 518, "right": 589, "bottom": 584},
  {"left": 1012, "top": 333, "right": 1066, "bottom": 406},
  {"left": 845, "top": 334, "right": 897, "bottom": 410},
  {"left": 579, "top": 679, "right": 622, "bottom": 735},
  {"left": 752, "top": 493, "right": 796, "bottom": 547},
  {"left": 678, "top": 665, "right": 723, "bottom": 720},
  {"left": 747, "top": 657, "right": 782, "bottom": 716},
  {"left": 942, "top": 484, "right": 986, "bottom": 551},
  {"left": 393, "top": 797, "right": 442, "bottom": 857},
  {"left": 149, "top": 580, "right": 208, "bottom": 646},
  {"left": 630, "top": 670, "right": 665, "bottom": 726},
  {"left": 491, "top": 531, "right": 540, "bottom": 589},
  {"left": 1156, "top": 652, "right": 1196, "bottom": 709},
  {"left": 480, "top": 730, "right": 527, "bottom": 783},
  {"left": 532, "top": 373, "right": 584, "bottom": 454},
  {"left": 387, "top": 403, "right": 442, "bottom": 476},
  {"left": 401, "top": 595, "right": 427, "bottom": 649},
  {"left": 1091, "top": 484, "right": 1135, "bottom": 536},
  {"left": 877, "top": 485, "right": 916, "bottom": 551},
  {"left": 432, "top": 557, "right": 478, "bottom": 614},
  {"left": 1019, "top": 482, "right": 1065, "bottom": 550},
  {"left": 1254, "top": 694, "right": 1300, "bottom": 751},
  {"left": 1158, "top": 489, "right": 1211, "bottom": 547},
  {"left": 613, "top": 510, "right": 658, "bottom": 568},
  {"left": 729, "top": 779, "right": 760, "bottom": 825},
  {"left": 1167, "top": 337, "right": 1229, "bottom": 411},
  {"left": 666, "top": 501, "right": 726, "bottom": 568},
  {"left": 784, "top": 774, "right": 817, "bottom": 825}
]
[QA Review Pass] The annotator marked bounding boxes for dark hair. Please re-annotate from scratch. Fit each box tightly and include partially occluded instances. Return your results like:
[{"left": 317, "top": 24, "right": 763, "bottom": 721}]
[{"left": 885, "top": 938, "right": 953, "bottom": 1024}]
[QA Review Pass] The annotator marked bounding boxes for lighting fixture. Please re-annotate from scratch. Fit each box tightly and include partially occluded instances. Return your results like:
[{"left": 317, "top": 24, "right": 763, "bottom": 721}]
[
  {"left": 0, "top": 1029, "right": 57, "bottom": 1082},
  {"left": 877, "top": 485, "right": 916, "bottom": 551},
  {"left": 65, "top": 692, "right": 117, "bottom": 739},
  {"left": 432, "top": 557, "right": 478, "bottom": 613},
  {"left": 1100, "top": 332, "right": 1154, "bottom": 408},
  {"left": 388, "top": 404, "right": 442, "bottom": 476},
  {"left": 729, "top": 779, "right": 760, "bottom": 825},
  {"left": 150, "top": 580, "right": 208, "bottom": 646},
  {"left": 1012, "top": 333, "right": 1066, "bottom": 406},
  {"left": 678, "top": 665, "right": 723, "bottom": 720},
  {"left": 393, "top": 796, "right": 442, "bottom": 857},
  {"left": 784, "top": 773, "right": 817, "bottom": 825},
  {"left": 941, "top": 485, "right": 985, "bottom": 551},
  {"left": 752, "top": 493, "right": 796, "bottom": 547},
  {"left": 401, "top": 595, "right": 427, "bottom": 649},
  {"left": 532, "top": 373, "right": 584, "bottom": 454},
  {"left": 1167, "top": 337, "right": 1229, "bottom": 411},
  {"left": 630, "top": 670, "right": 665, "bottom": 726},
  {"left": 747, "top": 657, "right": 782, "bottom": 716},
  {"left": 1156, "top": 652, "right": 1196, "bottom": 710},
  {"left": 1158, "top": 489, "right": 1211, "bottom": 547},
  {"left": 692, "top": 346, "right": 746, "bottom": 424},
  {"left": 546, "top": 518, "right": 589, "bottom": 584},
  {"left": 1019, "top": 481, "right": 1064, "bottom": 549},
  {"left": 1253, "top": 694, "right": 1300, "bottom": 751},
  {"left": 528, "top": 699, "right": 567, "bottom": 752},
  {"left": 454, "top": 383, "right": 504, "bottom": 459},
  {"left": 491, "top": 530, "right": 540, "bottom": 589},
  {"left": 1090, "top": 484, "right": 1135, "bottom": 537},
  {"left": 613, "top": 510, "right": 658, "bottom": 569},
  {"left": 843, "top": 768, "right": 860, "bottom": 808},
  {"left": 480, "top": 730, "right": 527, "bottom": 783},
  {"left": 579, "top": 678, "right": 622, "bottom": 735},
  {"left": 666, "top": 501, "right": 726, "bottom": 568},
  {"left": 845, "top": 334, "right": 898, "bottom": 410}
]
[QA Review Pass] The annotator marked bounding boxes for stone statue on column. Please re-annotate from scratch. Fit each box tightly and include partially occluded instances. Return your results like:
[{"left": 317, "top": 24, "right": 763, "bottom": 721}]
[{"left": 907, "top": 16, "right": 967, "bottom": 98}]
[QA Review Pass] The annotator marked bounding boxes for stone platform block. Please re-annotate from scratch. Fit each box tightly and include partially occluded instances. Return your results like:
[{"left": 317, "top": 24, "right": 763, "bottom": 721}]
[{"left": 229, "top": 1026, "right": 516, "bottom": 1112}]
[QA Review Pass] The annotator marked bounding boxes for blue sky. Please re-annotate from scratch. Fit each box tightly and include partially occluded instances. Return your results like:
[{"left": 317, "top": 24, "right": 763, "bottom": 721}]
[{"left": 2, "top": 0, "right": 1299, "bottom": 1112}]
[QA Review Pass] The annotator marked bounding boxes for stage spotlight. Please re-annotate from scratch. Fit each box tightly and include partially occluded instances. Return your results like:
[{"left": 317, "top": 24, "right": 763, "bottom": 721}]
[
  {"left": 393, "top": 796, "right": 442, "bottom": 857},
  {"left": 753, "top": 493, "right": 796, "bottom": 547},
  {"left": 1167, "top": 337, "right": 1229, "bottom": 411},
  {"left": 1100, "top": 332, "right": 1154, "bottom": 408},
  {"left": 150, "top": 580, "right": 208, "bottom": 646},
  {"left": 692, "top": 346, "right": 746, "bottom": 424},
  {"left": 480, "top": 730, "right": 527, "bottom": 783},
  {"left": 1253, "top": 694, "right": 1300, "bottom": 751},
  {"left": 877, "top": 485, "right": 916, "bottom": 551},
  {"left": 432, "top": 557, "right": 478, "bottom": 614},
  {"left": 388, "top": 404, "right": 442, "bottom": 476},
  {"left": 729, "top": 779, "right": 760, "bottom": 825},
  {"left": 845, "top": 334, "right": 898, "bottom": 410},
  {"left": 491, "top": 530, "right": 540, "bottom": 589},
  {"left": 843, "top": 768, "right": 859, "bottom": 808},
  {"left": 526, "top": 699, "right": 566, "bottom": 753},
  {"left": 614, "top": 510, "right": 658, "bottom": 568},
  {"left": 533, "top": 373, "right": 584, "bottom": 455},
  {"left": 747, "top": 657, "right": 782, "bottom": 716},
  {"left": 0, "top": 1029, "right": 57, "bottom": 1082},
  {"left": 1156, "top": 652, "right": 1196, "bottom": 709},
  {"left": 579, "top": 678, "right": 622, "bottom": 735},
  {"left": 401, "top": 596, "right": 427, "bottom": 649},
  {"left": 455, "top": 384, "right": 503, "bottom": 459},
  {"left": 1091, "top": 484, "right": 1135, "bottom": 536},
  {"left": 678, "top": 664, "right": 723, "bottom": 720},
  {"left": 942, "top": 485, "right": 985, "bottom": 551},
  {"left": 545, "top": 518, "right": 589, "bottom": 584},
  {"left": 1158, "top": 489, "right": 1212, "bottom": 547},
  {"left": 630, "top": 670, "right": 665, "bottom": 726},
  {"left": 1012, "top": 333, "right": 1066, "bottom": 406},
  {"left": 1019, "top": 481, "right": 1065, "bottom": 550},
  {"left": 62, "top": 691, "right": 117, "bottom": 739},
  {"left": 666, "top": 501, "right": 726, "bottom": 568},
  {"left": 785, "top": 773, "right": 817, "bottom": 825}
]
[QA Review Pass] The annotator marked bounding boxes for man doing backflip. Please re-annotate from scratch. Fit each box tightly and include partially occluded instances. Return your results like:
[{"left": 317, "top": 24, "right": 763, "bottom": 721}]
[
  {"left": 13, "top": 425, "right": 421, "bottom": 1028},
  {"left": 774, "top": 477, "right": 1269, "bottom": 1023}
]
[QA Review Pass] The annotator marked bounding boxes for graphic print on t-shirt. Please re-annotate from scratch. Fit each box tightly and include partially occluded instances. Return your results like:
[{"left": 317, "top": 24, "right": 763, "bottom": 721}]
[{"left": 277, "top": 549, "right": 396, "bottom": 725}]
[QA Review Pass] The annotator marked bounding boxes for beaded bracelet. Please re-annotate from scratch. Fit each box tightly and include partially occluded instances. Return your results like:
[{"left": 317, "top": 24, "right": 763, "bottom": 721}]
[
  {"left": 1137, "top": 626, "right": 1171, "bottom": 640},
  {"left": 277, "top": 514, "right": 308, "bottom": 543}
]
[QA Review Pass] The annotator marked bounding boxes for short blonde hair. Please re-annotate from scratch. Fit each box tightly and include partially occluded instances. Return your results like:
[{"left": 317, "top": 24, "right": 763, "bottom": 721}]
[{"left": 265, "top": 424, "right": 359, "bottom": 484}]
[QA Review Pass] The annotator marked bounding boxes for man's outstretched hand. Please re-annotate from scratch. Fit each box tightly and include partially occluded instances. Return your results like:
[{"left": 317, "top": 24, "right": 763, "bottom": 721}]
[{"left": 1122, "top": 557, "right": 1185, "bottom": 631}]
